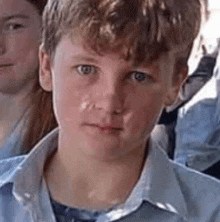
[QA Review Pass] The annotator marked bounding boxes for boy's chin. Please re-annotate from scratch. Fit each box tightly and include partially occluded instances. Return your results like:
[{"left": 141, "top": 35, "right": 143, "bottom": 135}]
[
  {"left": 79, "top": 135, "right": 145, "bottom": 162},
  {"left": 79, "top": 138, "right": 124, "bottom": 161}
]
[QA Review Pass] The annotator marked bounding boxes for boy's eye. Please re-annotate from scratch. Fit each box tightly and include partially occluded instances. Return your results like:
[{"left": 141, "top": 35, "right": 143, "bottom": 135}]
[
  {"left": 76, "top": 65, "right": 96, "bottom": 75},
  {"left": 130, "top": 71, "right": 152, "bottom": 83}
]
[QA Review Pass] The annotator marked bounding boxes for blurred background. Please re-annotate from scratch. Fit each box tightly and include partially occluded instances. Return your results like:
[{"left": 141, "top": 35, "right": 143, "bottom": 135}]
[{"left": 188, "top": 0, "right": 220, "bottom": 74}]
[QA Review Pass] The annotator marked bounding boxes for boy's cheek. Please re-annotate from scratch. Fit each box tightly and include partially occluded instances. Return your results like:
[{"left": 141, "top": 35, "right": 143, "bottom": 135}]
[{"left": 124, "top": 100, "right": 163, "bottom": 133}]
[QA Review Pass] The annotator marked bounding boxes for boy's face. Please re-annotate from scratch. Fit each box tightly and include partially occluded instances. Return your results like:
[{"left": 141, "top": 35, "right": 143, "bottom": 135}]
[
  {"left": 0, "top": 0, "right": 42, "bottom": 94},
  {"left": 40, "top": 36, "right": 183, "bottom": 160}
]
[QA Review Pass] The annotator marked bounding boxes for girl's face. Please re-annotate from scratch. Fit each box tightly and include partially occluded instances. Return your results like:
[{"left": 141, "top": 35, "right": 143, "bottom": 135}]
[
  {"left": 0, "top": 0, "right": 42, "bottom": 94},
  {"left": 40, "top": 36, "right": 182, "bottom": 161}
]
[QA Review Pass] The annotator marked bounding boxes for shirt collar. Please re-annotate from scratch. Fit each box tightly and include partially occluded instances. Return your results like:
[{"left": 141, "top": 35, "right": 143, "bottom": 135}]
[
  {"left": 101, "top": 140, "right": 187, "bottom": 221},
  {"left": 0, "top": 128, "right": 187, "bottom": 220},
  {"left": 142, "top": 141, "right": 187, "bottom": 217},
  {"left": 0, "top": 128, "right": 58, "bottom": 200}
]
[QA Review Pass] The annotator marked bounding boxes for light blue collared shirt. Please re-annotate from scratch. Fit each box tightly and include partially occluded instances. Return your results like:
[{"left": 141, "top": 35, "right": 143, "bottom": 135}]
[
  {"left": 175, "top": 54, "right": 220, "bottom": 171},
  {"left": 1, "top": 128, "right": 220, "bottom": 221}
]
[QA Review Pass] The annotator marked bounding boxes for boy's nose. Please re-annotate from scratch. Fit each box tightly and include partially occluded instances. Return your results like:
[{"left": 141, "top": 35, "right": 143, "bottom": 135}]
[
  {"left": 94, "top": 95, "right": 123, "bottom": 115},
  {"left": 94, "top": 84, "right": 124, "bottom": 115}
]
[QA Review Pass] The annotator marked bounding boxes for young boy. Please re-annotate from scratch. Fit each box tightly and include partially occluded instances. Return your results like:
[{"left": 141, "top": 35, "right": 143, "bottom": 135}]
[{"left": 1, "top": 0, "right": 220, "bottom": 221}]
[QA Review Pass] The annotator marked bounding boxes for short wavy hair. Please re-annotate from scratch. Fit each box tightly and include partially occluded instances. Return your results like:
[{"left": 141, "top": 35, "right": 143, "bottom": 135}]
[
  {"left": 26, "top": 0, "right": 47, "bottom": 15},
  {"left": 42, "top": 0, "right": 201, "bottom": 65}
]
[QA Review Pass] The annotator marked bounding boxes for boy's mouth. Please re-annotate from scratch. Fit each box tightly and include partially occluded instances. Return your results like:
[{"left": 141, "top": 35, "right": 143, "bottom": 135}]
[
  {"left": 0, "top": 64, "right": 13, "bottom": 68},
  {"left": 84, "top": 123, "right": 123, "bottom": 135},
  {"left": 0, "top": 64, "right": 14, "bottom": 73}
]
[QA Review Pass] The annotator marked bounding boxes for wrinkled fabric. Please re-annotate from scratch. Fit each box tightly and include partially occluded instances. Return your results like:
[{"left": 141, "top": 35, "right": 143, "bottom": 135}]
[{"left": 0, "top": 128, "right": 220, "bottom": 221}]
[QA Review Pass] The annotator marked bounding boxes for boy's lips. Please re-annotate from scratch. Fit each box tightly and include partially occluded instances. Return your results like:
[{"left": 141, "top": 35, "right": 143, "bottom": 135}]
[
  {"left": 0, "top": 59, "right": 13, "bottom": 67},
  {"left": 91, "top": 124, "right": 122, "bottom": 130},
  {"left": 0, "top": 64, "right": 13, "bottom": 69},
  {"left": 0, "top": 64, "right": 14, "bottom": 74},
  {"left": 83, "top": 123, "right": 123, "bottom": 135}
]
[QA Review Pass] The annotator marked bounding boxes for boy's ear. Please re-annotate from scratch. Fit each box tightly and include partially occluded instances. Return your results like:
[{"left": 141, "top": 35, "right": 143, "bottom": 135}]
[
  {"left": 164, "top": 65, "right": 188, "bottom": 106},
  {"left": 39, "top": 45, "right": 53, "bottom": 92}
]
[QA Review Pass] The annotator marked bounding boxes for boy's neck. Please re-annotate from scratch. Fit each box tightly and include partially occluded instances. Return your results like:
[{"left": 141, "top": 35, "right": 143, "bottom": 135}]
[{"left": 44, "top": 138, "right": 147, "bottom": 210}]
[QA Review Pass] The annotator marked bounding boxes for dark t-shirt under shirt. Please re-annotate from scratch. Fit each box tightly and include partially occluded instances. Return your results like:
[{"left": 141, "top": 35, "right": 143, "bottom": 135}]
[{"left": 51, "top": 198, "right": 110, "bottom": 222}]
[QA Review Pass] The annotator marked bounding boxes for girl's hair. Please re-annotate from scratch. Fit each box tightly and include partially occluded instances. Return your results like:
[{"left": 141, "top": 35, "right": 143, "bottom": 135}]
[
  {"left": 22, "top": 0, "right": 57, "bottom": 152},
  {"left": 23, "top": 81, "right": 57, "bottom": 152}
]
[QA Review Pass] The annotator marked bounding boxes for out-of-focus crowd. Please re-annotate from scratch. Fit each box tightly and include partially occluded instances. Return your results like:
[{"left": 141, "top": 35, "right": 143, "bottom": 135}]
[{"left": 152, "top": 0, "right": 220, "bottom": 179}]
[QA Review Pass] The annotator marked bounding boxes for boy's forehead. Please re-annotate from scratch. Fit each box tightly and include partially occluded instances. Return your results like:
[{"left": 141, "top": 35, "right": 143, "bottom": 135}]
[{"left": 67, "top": 34, "right": 172, "bottom": 67}]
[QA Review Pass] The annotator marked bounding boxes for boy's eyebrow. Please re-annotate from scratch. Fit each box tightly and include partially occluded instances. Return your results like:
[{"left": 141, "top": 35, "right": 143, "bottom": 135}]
[
  {"left": 70, "top": 55, "right": 99, "bottom": 63},
  {"left": 1, "top": 14, "right": 30, "bottom": 22}
]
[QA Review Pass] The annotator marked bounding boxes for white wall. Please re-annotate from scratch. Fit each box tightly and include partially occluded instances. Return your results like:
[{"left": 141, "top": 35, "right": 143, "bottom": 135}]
[{"left": 208, "top": 0, "right": 220, "bottom": 10}]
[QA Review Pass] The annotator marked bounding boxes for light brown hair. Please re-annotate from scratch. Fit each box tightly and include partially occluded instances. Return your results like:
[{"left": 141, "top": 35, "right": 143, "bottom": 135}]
[{"left": 42, "top": 0, "right": 201, "bottom": 66}]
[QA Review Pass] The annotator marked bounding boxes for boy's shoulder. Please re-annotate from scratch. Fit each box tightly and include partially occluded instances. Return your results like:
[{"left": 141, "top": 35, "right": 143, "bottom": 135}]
[{"left": 171, "top": 159, "right": 220, "bottom": 220}]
